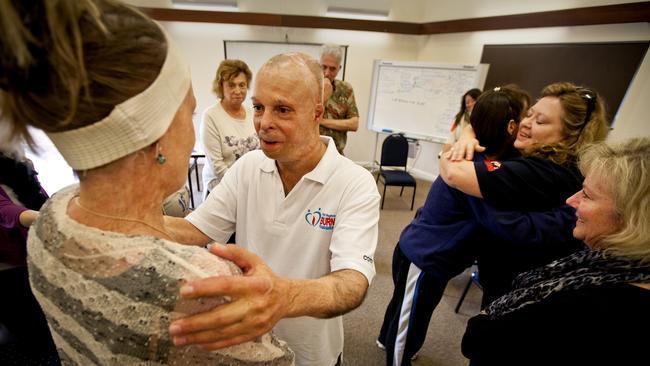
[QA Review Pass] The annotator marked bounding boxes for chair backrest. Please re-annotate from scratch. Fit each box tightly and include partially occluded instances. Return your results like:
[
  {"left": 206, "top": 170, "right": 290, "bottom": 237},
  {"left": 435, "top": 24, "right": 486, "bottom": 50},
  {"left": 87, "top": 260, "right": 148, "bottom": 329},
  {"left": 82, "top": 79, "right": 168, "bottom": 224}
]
[{"left": 380, "top": 134, "right": 409, "bottom": 168}]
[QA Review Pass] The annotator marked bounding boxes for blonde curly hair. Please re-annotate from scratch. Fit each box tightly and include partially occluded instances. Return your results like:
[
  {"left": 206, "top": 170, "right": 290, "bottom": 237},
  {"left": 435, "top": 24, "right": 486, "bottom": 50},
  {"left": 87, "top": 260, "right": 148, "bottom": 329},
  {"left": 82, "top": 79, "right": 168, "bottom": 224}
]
[{"left": 527, "top": 82, "right": 609, "bottom": 166}]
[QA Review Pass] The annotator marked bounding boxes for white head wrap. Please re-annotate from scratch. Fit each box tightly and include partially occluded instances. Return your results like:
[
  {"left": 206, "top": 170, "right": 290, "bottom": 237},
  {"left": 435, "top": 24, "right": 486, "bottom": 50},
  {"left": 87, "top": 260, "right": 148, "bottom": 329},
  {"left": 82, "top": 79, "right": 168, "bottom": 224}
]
[{"left": 46, "top": 26, "right": 191, "bottom": 170}]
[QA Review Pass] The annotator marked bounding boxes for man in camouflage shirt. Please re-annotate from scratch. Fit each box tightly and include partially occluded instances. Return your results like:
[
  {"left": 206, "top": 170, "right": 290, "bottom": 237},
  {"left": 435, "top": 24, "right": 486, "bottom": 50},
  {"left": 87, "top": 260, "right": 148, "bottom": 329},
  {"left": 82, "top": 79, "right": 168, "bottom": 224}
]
[{"left": 319, "top": 44, "right": 359, "bottom": 155}]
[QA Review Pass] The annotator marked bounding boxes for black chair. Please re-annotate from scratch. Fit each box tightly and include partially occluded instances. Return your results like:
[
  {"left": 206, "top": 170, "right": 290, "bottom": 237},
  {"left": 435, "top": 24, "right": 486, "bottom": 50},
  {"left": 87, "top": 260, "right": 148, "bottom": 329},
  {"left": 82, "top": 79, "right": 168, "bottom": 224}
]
[
  {"left": 376, "top": 134, "right": 417, "bottom": 210},
  {"left": 186, "top": 153, "right": 204, "bottom": 209}
]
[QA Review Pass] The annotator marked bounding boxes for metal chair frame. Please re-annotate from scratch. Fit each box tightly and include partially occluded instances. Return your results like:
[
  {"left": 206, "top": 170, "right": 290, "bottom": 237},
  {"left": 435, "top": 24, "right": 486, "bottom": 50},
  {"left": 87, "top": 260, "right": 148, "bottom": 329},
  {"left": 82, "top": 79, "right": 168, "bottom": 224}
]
[
  {"left": 375, "top": 134, "right": 417, "bottom": 210},
  {"left": 454, "top": 266, "right": 482, "bottom": 313}
]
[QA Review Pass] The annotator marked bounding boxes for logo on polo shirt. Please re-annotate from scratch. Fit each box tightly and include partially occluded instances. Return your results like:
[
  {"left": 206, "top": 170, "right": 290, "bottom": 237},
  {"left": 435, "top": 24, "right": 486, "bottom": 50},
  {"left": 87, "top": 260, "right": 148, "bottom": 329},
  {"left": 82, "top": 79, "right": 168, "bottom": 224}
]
[{"left": 305, "top": 208, "right": 336, "bottom": 230}]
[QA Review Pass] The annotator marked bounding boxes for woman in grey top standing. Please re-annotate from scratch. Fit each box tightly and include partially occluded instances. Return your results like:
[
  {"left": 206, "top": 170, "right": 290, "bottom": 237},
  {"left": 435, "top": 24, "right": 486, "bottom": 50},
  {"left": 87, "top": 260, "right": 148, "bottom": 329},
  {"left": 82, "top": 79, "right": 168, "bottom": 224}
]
[{"left": 200, "top": 59, "right": 259, "bottom": 198}]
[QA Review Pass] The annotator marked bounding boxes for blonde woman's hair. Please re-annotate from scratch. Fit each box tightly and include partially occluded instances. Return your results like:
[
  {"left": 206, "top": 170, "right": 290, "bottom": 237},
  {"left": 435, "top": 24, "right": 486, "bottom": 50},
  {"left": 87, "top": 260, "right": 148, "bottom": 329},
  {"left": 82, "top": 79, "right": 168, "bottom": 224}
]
[
  {"left": 528, "top": 82, "right": 609, "bottom": 166},
  {"left": 0, "top": 0, "right": 166, "bottom": 145},
  {"left": 578, "top": 137, "right": 650, "bottom": 264},
  {"left": 212, "top": 59, "right": 252, "bottom": 99}
]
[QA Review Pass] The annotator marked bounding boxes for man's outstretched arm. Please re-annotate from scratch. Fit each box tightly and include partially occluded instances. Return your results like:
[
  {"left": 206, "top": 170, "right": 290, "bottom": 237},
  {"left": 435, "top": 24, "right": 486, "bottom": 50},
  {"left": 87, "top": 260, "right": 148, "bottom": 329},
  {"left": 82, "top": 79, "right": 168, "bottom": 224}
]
[{"left": 168, "top": 244, "right": 369, "bottom": 350}]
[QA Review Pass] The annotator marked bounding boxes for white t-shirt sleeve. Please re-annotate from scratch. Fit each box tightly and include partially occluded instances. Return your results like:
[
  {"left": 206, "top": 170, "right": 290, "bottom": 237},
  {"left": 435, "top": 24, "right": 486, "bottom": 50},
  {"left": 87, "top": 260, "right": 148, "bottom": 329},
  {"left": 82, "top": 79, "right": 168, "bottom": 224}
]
[
  {"left": 186, "top": 159, "right": 240, "bottom": 243},
  {"left": 328, "top": 168, "right": 380, "bottom": 285}
]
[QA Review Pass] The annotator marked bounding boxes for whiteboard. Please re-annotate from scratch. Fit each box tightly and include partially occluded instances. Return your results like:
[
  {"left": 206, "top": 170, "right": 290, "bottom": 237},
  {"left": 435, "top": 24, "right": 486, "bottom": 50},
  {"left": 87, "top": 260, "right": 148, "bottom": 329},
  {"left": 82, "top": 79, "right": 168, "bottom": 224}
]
[
  {"left": 224, "top": 40, "right": 347, "bottom": 86},
  {"left": 367, "top": 60, "right": 489, "bottom": 143}
]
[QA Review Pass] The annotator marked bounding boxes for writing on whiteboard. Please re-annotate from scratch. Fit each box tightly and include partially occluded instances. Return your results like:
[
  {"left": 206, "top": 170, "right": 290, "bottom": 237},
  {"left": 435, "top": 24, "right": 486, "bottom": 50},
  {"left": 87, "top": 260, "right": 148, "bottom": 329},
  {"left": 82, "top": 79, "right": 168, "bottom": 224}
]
[
  {"left": 367, "top": 61, "right": 488, "bottom": 143},
  {"left": 393, "top": 98, "right": 425, "bottom": 106}
]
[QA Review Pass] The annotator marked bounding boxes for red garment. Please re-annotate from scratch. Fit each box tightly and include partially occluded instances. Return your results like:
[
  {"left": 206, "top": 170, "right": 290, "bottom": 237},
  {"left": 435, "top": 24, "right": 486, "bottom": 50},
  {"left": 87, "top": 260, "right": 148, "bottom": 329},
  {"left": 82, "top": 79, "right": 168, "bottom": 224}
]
[{"left": 0, "top": 156, "right": 48, "bottom": 267}]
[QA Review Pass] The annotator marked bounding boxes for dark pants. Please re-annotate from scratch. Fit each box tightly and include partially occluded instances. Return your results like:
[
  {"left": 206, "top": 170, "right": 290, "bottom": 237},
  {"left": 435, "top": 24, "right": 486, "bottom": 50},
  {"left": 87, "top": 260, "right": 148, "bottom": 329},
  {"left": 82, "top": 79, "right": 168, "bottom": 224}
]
[
  {"left": 379, "top": 231, "right": 583, "bottom": 366},
  {"left": 378, "top": 244, "right": 449, "bottom": 366}
]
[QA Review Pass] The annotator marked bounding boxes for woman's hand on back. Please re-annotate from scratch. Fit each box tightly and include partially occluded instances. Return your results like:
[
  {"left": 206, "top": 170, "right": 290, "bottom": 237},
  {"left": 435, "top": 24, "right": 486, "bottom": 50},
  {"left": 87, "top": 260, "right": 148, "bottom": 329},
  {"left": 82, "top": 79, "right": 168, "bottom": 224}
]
[{"left": 449, "top": 125, "right": 485, "bottom": 161}]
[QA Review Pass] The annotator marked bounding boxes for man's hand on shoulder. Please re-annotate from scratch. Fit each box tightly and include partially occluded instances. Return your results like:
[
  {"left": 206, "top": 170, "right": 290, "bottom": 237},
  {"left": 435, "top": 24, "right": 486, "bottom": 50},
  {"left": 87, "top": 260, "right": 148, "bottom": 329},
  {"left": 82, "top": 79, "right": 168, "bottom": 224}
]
[{"left": 169, "top": 244, "right": 292, "bottom": 350}]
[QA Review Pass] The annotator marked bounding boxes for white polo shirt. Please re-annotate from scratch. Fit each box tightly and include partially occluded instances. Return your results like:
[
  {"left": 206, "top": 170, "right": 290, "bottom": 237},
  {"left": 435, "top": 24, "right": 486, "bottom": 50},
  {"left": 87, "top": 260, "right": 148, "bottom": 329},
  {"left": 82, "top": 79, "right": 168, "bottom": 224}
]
[{"left": 187, "top": 136, "right": 380, "bottom": 366}]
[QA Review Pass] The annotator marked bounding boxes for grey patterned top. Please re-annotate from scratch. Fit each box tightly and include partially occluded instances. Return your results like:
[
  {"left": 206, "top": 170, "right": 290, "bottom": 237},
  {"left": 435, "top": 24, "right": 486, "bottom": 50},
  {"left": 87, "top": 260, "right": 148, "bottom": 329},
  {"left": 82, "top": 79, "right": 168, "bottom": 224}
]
[{"left": 27, "top": 185, "right": 294, "bottom": 365}]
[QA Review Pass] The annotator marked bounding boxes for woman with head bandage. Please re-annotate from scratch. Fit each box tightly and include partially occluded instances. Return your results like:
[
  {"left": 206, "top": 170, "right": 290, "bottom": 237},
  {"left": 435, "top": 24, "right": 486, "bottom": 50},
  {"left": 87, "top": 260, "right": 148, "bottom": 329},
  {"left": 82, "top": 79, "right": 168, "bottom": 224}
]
[{"left": 0, "top": 1, "right": 293, "bottom": 364}]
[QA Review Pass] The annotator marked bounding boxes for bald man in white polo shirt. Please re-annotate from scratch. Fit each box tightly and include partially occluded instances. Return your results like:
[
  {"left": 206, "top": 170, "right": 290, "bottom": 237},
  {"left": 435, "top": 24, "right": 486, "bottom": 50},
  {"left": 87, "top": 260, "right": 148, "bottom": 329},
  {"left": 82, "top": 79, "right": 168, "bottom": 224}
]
[{"left": 165, "top": 52, "right": 380, "bottom": 366}]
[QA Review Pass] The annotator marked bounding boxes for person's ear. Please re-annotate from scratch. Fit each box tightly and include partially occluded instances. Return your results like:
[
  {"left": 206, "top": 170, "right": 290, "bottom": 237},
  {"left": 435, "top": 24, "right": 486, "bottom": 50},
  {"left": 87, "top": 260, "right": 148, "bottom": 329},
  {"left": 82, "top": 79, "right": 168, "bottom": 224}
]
[
  {"left": 507, "top": 120, "right": 517, "bottom": 135},
  {"left": 315, "top": 103, "right": 324, "bottom": 122}
]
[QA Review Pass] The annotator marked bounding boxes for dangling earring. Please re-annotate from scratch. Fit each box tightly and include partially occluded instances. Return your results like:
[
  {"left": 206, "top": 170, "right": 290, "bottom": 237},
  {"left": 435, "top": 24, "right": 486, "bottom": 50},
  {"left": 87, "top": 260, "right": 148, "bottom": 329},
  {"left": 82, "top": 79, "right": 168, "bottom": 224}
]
[{"left": 156, "top": 144, "right": 166, "bottom": 165}]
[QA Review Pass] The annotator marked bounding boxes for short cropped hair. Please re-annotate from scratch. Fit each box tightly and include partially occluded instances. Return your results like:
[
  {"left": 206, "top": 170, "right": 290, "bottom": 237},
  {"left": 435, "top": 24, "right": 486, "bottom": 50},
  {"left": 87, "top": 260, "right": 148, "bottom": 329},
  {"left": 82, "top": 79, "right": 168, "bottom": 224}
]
[
  {"left": 578, "top": 137, "right": 650, "bottom": 264},
  {"left": 262, "top": 53, "right": 323, "bottom": 103}
]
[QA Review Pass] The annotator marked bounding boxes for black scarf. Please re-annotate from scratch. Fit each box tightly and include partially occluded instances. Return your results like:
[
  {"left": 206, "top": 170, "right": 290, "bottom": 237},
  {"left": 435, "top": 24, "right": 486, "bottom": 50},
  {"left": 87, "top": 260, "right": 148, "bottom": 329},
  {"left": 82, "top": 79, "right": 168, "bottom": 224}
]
[{"left": 486, "top": 249, "right": 650, "bottom": 318}]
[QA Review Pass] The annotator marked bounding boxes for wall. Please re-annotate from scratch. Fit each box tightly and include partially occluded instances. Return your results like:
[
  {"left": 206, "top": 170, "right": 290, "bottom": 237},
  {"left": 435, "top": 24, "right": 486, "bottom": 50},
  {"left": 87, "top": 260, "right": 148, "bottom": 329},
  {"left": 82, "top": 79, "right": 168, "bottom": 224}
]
[
  {"left": 28, "top": 17, "right": 427, "bottom": 194},
  {"left": 420, "top": 0, "right": 643, "bottom": 22},
  {"left": 126, "top": 0, "right": 646, "bottom": 22},
  {"left": 405, "top": 22, "right": 650, "bottom": 180},
  {"left": 165, "top": 20, "right": 650, "bottom": 181},
  {"left": 160, "top": 20, "right": 426, "bottom": 160},
  {"left": 28, "top": 8, "right": 650, "bottom": 192},
  {"left": 608, "top": 40, "right": 650, "bottom": 142}
]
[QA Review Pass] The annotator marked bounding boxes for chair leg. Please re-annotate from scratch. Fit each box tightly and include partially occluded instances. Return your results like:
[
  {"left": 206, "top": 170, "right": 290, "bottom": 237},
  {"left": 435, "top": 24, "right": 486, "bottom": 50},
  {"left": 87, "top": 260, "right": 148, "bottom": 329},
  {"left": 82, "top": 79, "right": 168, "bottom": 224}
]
[
  {"left": 194, "top": 157, "right": 201, "bottom": 192},
  {"left": 399, "top": 186, "right": 404, "bottom": 196},
  {"left": 187, "top": 171, "right": 195, "bottom": 209},
  {"left": 410, "top": 185, "right": 416, "bottom": 210},
  {"left": 455, "top": 276, "right": 474, "bottom": 313},
  {"left": 381, "top": 184, "right": 387, "bottom": 209}
]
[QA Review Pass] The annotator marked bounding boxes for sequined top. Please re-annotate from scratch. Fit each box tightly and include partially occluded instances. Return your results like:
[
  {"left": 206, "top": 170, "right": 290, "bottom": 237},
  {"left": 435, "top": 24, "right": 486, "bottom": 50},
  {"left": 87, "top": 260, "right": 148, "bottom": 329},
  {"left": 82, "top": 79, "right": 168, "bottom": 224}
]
[
  {"left": 320, "top": 79, "right": 359, "bottom": 154},
  {"left": 27, "top": 185, "right": 294, "bottom": 365}
]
